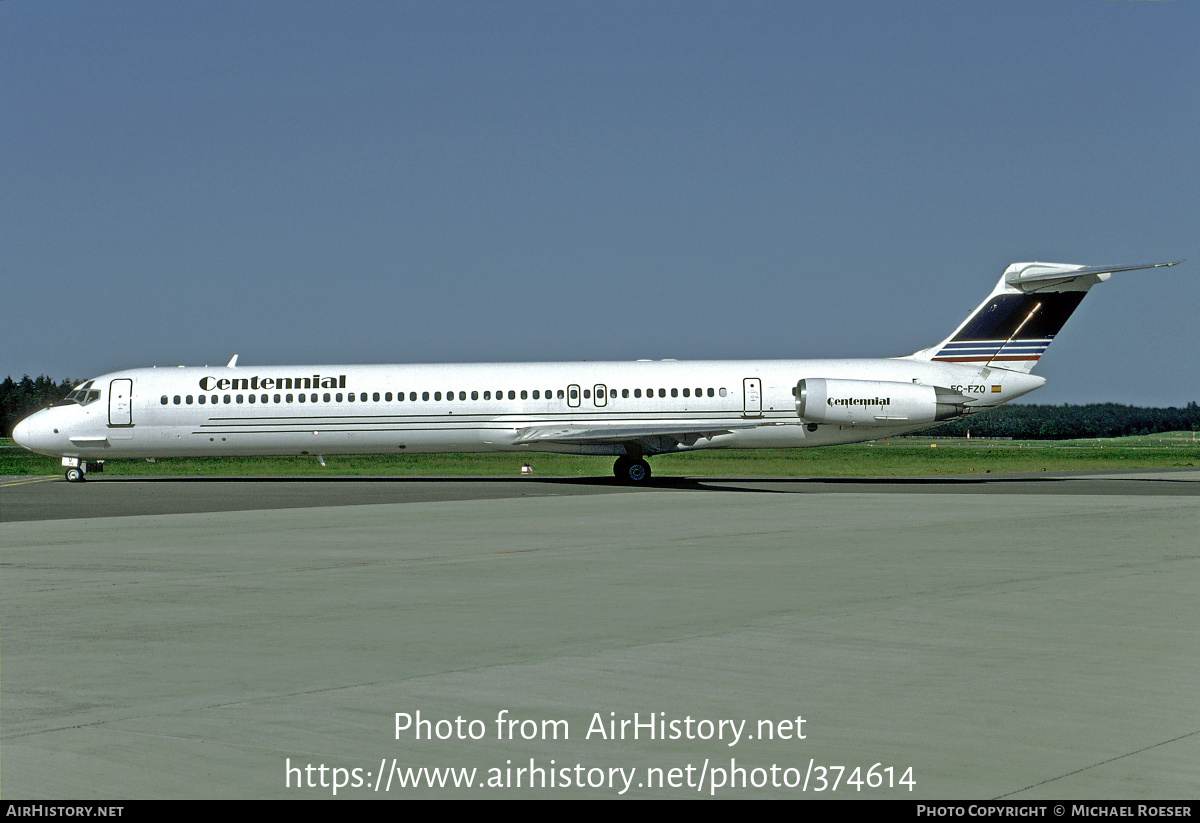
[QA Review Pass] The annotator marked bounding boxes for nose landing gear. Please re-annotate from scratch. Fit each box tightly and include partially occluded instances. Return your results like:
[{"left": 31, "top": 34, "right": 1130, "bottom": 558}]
[
  {"left": 613, "top": 455, "right": 652, "bottom": 484},
  {"left": 62, "top": 459, "right": 102, "bottom": 482}
]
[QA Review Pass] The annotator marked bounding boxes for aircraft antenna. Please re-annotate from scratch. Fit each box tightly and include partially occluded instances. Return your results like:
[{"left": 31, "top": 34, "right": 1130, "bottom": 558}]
[{"left": 986, "top": 302, "right": 1041, "bottom": 368}]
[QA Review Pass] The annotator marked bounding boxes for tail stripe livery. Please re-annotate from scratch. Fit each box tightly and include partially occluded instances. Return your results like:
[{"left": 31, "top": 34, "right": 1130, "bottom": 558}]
[{"left": 930, "top": 292, "right": 1085, "bottom": 364}]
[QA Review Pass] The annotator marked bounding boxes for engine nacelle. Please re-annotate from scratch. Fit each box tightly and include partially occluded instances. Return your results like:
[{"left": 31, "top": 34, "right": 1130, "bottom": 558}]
[{"left": 796, "top": 378, "right": 966, "bottom": 426}]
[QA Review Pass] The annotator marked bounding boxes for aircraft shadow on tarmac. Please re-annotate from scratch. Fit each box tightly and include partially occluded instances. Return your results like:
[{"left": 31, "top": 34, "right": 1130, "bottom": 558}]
[{"left": 83, "top": 473, "right": 1082, "bottom": 495}]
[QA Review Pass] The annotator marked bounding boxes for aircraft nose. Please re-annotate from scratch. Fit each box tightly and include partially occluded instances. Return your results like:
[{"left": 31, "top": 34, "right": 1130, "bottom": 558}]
[
  {"left": 12, "top": 412, "right": 56, "bottom": 454},
  {"left": 12, "top": 416, "right": 35, "bottom": 451}
]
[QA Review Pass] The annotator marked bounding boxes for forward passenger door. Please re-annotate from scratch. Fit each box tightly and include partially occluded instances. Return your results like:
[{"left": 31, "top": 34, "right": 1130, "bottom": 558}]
[
  {"left": 109, "top": 379, "right": 133, "bottom": 426},
  {"left": 742, "top": 377, "right": 762, "bottom": 418}
]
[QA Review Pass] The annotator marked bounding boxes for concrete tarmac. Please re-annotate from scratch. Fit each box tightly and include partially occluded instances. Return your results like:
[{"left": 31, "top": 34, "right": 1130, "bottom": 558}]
[
  {"left": 2, "top": 472, "right": 1197, "bottom": 798},
  {"left": 4, "top": 469, "right": 1198, "bottom": 523}
]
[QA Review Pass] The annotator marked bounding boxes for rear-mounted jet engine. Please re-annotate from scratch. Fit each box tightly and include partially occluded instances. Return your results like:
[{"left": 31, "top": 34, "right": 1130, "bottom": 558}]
[{"left": 796, "top": 378, "right": 966, "bottom": 426}]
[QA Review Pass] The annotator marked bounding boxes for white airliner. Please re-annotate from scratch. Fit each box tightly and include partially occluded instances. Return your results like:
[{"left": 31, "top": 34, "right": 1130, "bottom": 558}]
[{"left": 13, "top": 259, "right": 1180, "bottom": 483}]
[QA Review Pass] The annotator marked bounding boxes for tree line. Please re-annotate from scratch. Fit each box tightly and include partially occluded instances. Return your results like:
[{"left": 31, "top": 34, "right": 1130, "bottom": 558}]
[
  {"left": 917, "top": 400, "right": 1200, "bottom": 440},
  {"left": 1, "top": 373, "right": 1197, "bottom": 440}
]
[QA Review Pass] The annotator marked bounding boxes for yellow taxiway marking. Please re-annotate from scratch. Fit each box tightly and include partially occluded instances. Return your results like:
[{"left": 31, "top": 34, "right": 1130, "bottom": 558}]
[{"left": 0, "top": 476, "right": 58, "bottom": 487}]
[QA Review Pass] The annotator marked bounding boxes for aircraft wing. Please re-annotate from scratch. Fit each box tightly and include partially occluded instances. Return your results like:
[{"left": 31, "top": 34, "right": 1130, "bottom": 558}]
[{"left": 511, "top": 420, "right": 761, "bottom": 449}]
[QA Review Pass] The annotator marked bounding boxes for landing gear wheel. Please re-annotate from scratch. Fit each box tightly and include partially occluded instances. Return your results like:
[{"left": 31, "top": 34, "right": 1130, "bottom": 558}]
[
  {"left": 613, "top": 456, "right": 652, "bottom": 484},
  {"left": 613, "top": 456, "right": 632, "bottom": 479},
  {"left": 64, "top": 467, "right": 84, "bottom": 483}
]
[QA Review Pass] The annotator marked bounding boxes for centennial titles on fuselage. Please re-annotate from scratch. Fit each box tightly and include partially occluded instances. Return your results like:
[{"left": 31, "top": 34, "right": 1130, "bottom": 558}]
[
  {"left": 827, "top": 395, "right": 890, "bottom": 408},
  {"left": 198, "top": 374, "right": 347, "bottom": 392}
]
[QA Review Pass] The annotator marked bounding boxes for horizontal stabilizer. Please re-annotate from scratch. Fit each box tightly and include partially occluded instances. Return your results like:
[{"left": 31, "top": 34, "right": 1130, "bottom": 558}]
[{"left": 1004, "top": 260, "right": 1181, "bottom": 292}]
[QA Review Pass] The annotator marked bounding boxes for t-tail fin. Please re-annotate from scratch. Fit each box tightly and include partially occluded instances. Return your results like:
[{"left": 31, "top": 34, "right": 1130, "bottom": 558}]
[{"left": 907, "top": 260, "right": 1182, "bottom": 373}]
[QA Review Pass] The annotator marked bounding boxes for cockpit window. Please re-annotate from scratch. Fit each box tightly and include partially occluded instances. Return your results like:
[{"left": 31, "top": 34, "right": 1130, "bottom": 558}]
[{"left": 61, "top": 381, "right": 100, "bottom": 406}]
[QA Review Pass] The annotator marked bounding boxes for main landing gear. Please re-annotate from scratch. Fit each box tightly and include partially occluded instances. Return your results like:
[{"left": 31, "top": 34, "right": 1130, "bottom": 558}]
[
  {"left": 613, "top": 455, "right": 652, "bottom": 484},
  {"left": 65, "top": 467, "right": 84, "bottom": 483}
]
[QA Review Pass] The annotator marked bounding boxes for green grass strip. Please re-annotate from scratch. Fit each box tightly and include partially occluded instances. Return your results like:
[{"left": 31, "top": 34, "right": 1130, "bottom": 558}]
[{"left": 2, "top": 432, "right": 1196, "bottom": 478}]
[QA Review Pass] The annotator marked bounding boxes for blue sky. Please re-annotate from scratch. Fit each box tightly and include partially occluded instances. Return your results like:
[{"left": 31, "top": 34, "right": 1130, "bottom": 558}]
[{"left": 3, "top": 1, "right": 1196, "bottom": 405}]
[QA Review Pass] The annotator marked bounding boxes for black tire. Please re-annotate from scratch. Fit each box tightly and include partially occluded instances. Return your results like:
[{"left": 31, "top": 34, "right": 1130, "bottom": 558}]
[
  {"left": 615, "top": 457, "right": 652, "bottom": 484},
  {"left": 64, "top": 467, "right": 84, "bottom": 483},
  {"left": 613, "top": 456, "right": 632, "bottom": 479}
]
